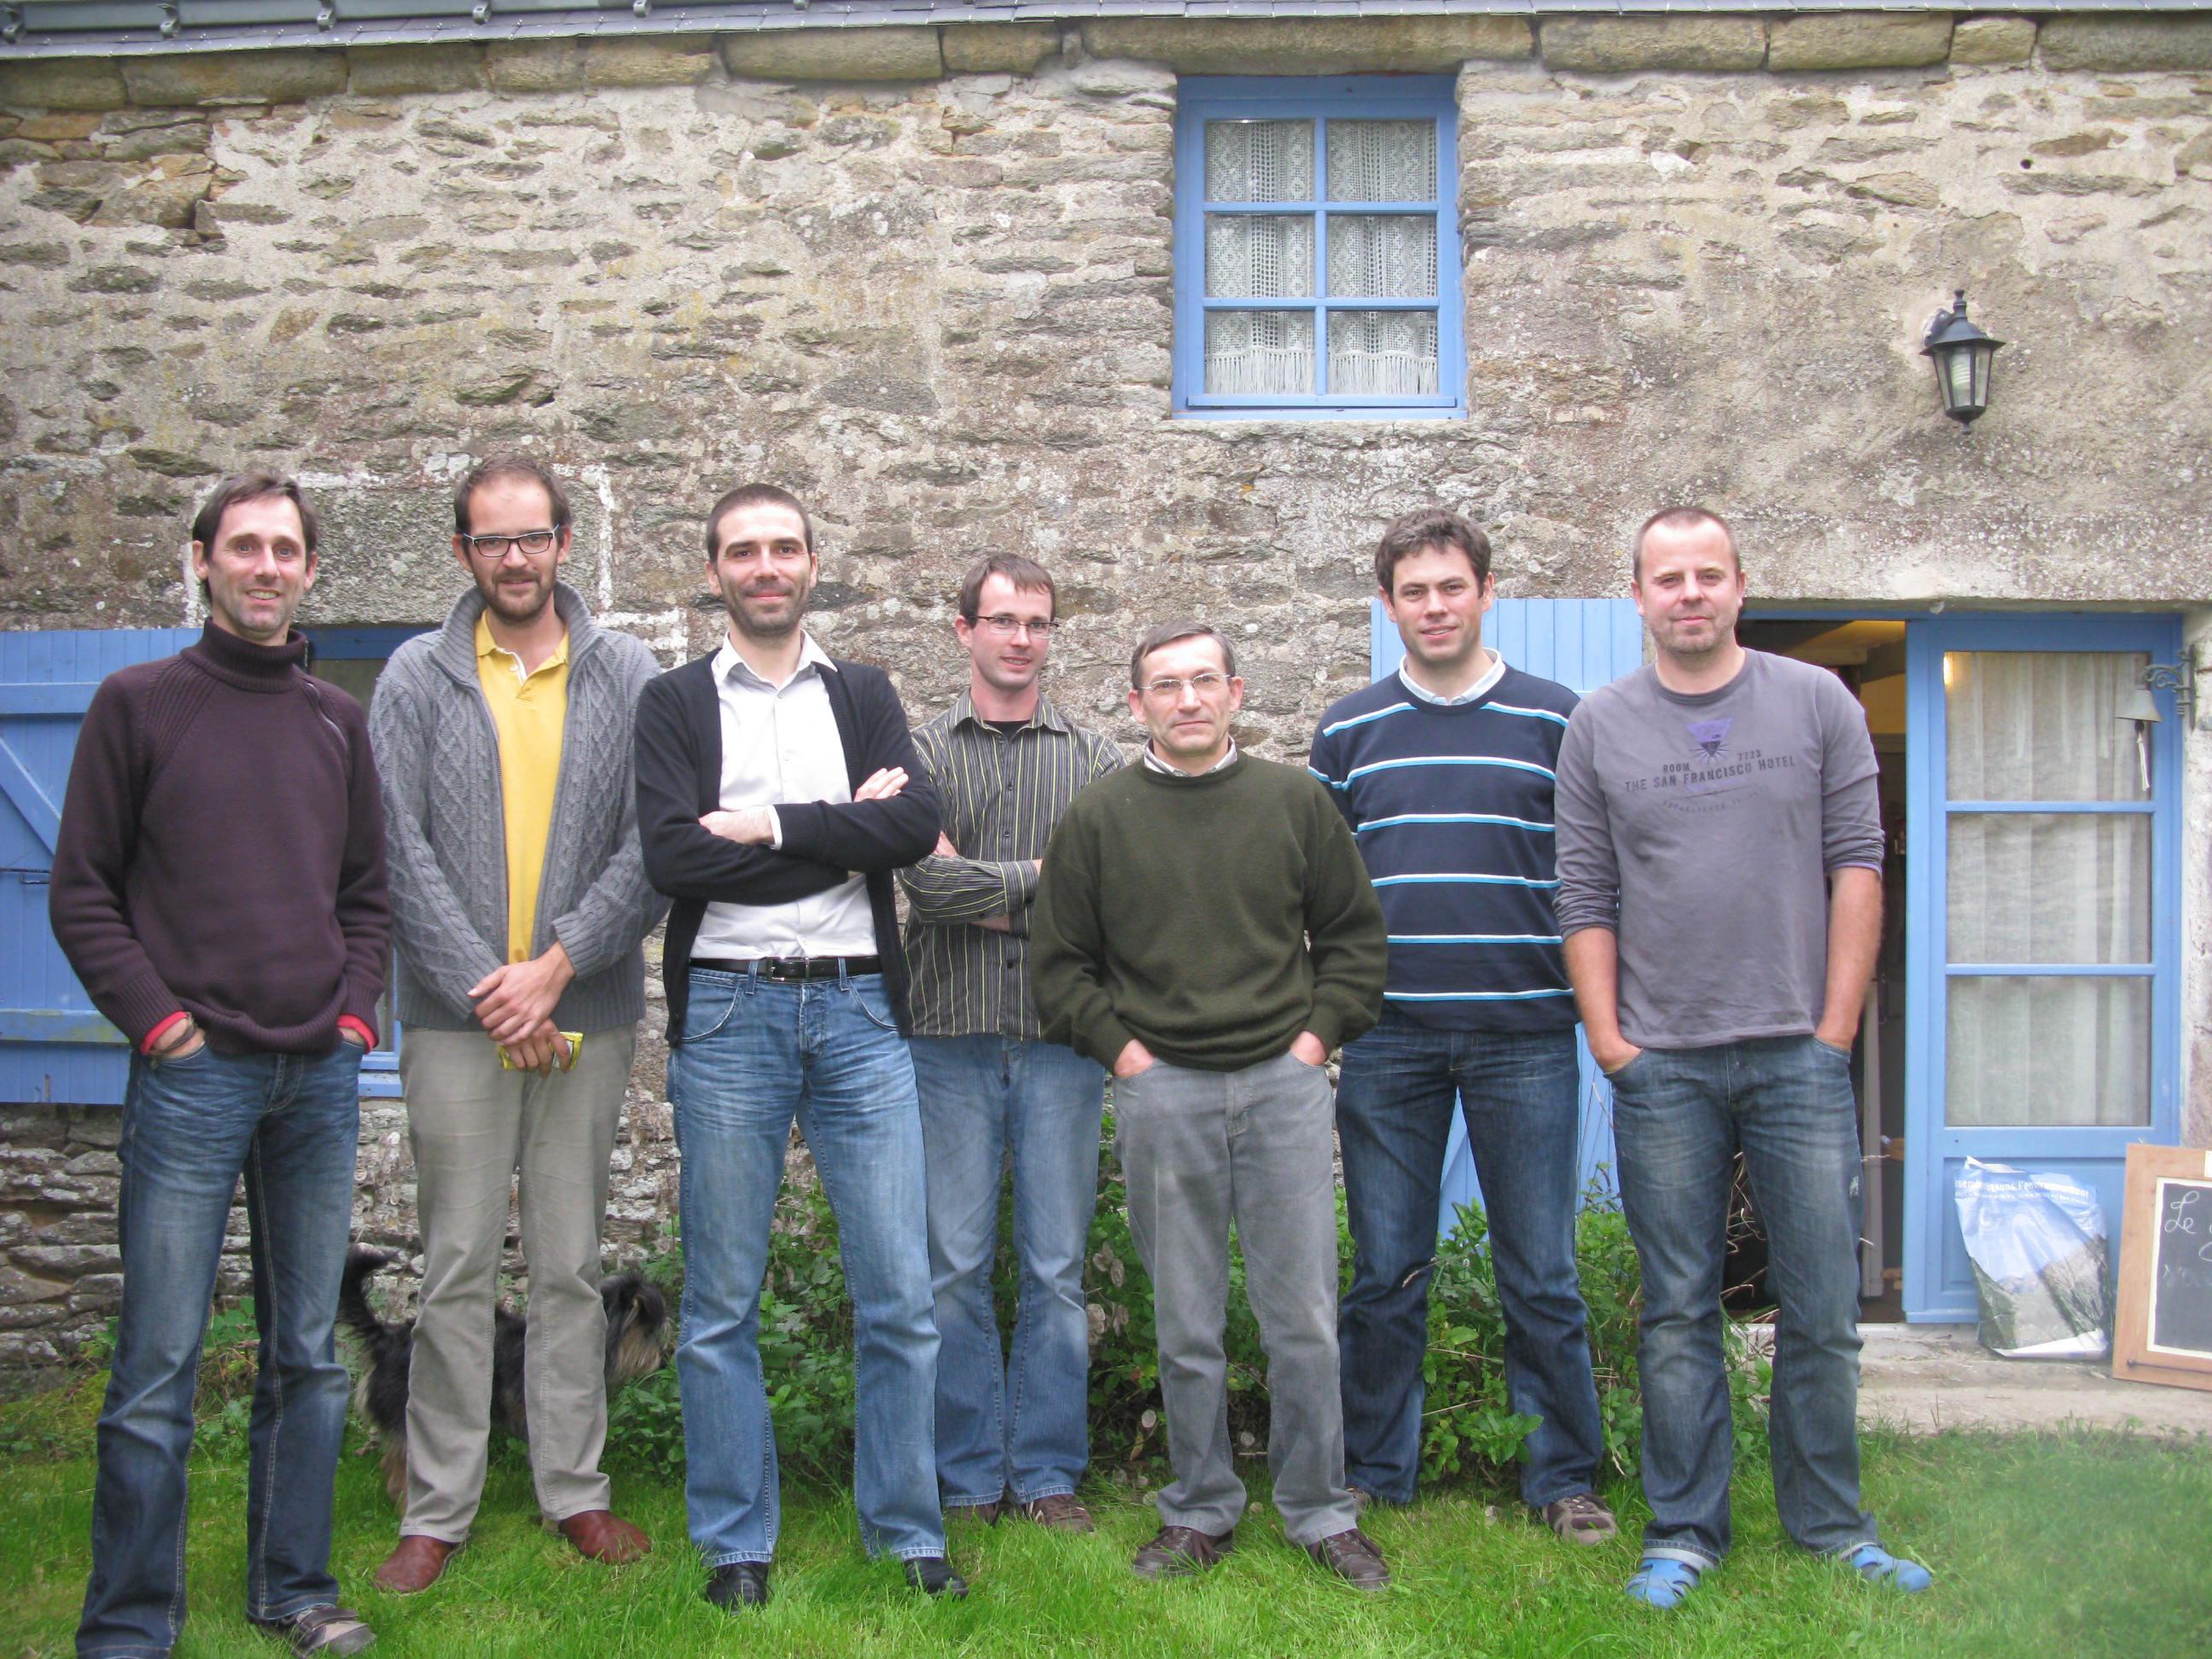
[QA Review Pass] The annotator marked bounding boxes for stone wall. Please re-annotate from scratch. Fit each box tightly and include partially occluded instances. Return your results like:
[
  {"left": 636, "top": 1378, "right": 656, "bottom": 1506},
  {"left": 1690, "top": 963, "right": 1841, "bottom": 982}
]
[{"left": 2, "top": 13, "right": 2209, "bottom": 1365}]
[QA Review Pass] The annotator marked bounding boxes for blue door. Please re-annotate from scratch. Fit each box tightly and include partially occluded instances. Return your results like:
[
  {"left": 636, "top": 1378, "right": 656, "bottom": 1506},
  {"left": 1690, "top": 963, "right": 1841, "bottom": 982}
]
[
  {"left": 0, "top": 629, "right": 199, "bottom": 1105},
  {"left": 1368, "top": 597, "right": 1644, "bottom": 1237},
  {"left": 1903, "top": 614, "right": 2186, "bottom": 1321}
]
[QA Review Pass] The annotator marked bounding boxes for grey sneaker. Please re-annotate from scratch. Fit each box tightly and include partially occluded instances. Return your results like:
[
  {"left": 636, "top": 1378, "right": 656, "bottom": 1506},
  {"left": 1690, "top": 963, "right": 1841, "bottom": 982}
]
[
  {"left": 1543, "top": 1491, "right": 1620, "bottom": 1545},
  {"left": 1307, "top": 1527, "right": 1391, "bottom": 1592}
]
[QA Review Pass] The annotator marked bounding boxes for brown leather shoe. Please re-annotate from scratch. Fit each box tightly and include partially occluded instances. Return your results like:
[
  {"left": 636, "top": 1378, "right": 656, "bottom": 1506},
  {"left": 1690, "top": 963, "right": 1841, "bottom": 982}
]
[
  {"left": 558, "top": 1509, "right": 651, "bottom": 1565},
  {"left": 1018, "top": 1493, "right": 1096, "bottom": 1534},
  {"left": 1307, "top": 1527, "right": 1391, "bottom": 1592},
  {"left": 374, "top": 1534, "right": 457, "bottom": 1595},
  {"left": 1131, "top": 1525, "right": 1235, "bottom": 1580}
]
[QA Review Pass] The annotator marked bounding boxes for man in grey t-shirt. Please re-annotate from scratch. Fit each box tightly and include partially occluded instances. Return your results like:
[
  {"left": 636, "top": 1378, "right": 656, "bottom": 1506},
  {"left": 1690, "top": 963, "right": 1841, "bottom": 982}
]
[{"left": 1554, "top": 507, "right": 1932, "bottom": 1610}]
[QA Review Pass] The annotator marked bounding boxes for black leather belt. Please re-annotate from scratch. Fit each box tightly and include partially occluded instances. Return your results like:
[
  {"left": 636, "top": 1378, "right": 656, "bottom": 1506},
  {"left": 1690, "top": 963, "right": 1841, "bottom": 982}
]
[{"left": 692, "top": 955, "right": 882, "bottom": 982}]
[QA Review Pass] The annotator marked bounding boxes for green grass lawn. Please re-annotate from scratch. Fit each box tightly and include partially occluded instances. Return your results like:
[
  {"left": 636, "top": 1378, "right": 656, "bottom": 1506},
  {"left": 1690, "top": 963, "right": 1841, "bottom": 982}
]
[{"left": 3, "top": 1381, "right": 2204, "bottom": 1659}]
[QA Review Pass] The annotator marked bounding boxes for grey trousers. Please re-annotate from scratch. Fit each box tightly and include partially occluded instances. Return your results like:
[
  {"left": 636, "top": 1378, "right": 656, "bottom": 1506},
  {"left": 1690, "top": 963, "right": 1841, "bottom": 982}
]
[
  {"left": 1114, "top": 1049, "right": 1357, "bottom": 1545},
  {"left": 398, "top": 1025, "right": 637, "bottom": 1541}
]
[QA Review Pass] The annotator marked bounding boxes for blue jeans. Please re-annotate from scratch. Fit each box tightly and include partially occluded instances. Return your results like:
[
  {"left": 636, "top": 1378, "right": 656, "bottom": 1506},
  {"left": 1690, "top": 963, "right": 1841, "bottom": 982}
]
[
  {"left": 667, "top": 967, "right": 943, "bottom": 1564},
  {"left": 79, "top": 1041, "right": 364, "bottom": 1659},
  {"left": 1335, "top": 1014, "right": 1604, "bottom": 1509},
  {"left": 909, "top": 1036, "right": 1105, "bottom": 1508},
  {"left": 1609, "top": 1035, "right": 1878, "bottom": 1569}
]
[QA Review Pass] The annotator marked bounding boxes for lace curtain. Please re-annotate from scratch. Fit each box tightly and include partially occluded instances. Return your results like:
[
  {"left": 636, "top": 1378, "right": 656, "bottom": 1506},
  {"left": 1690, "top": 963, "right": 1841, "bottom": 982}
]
[
  {"left": 1942, "top": 652, "right": 2151, "bottom": 1127},
  {"left": 1203, "top": 119, "right": 1441, "bottom": 397}
]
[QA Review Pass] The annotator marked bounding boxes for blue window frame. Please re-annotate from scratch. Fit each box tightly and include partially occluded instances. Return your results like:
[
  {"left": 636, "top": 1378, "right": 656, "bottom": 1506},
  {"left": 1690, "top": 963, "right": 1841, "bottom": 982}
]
[{"left": 1173, "top": 77, "right": 1464, "bottom": 420}]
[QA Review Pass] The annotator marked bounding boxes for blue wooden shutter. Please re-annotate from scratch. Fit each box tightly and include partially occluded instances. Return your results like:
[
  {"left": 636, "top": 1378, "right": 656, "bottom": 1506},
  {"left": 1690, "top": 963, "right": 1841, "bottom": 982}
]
[
  {"left": 0, "top": 629, "right": 200, "bottom": 1105},
  {"left": 1367, "top": 597, "right": 1644, "bottom": 1237}
]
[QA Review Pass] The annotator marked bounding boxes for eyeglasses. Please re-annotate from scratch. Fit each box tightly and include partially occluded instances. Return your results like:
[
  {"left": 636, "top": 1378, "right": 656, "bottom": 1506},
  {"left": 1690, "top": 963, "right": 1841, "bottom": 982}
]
[
  {"left": 462, "top": 529, "right": 560, "bottom": 559},
  {"left": 1141, "top": 672, "right": 1229, "bottom": 700},
  {"left": 973, "top": 614, "right": 1052, "bottom": 637}
]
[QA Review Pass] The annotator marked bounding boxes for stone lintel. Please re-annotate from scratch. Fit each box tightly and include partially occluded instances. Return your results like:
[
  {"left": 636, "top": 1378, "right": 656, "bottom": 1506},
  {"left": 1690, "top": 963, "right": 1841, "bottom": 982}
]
[
  {"left": 1082, "top": 17, "right": 1534, "bottom": 75},
  {"left": 718, "top": 26, "right": 946, "bottom": 84},
  {"left": 585, "top": 37, "right": 723, "bottom": 89},
  {"left": 0, "top": 58, "right": 130, "bottom": 111},
  {"left": 1540, "top": 17, "right": 1768, "bottom": 75},
  {"left": 2040, "top": 17, "right": 2212, "bottom": 73},
  {"left": 1766, "top": 14, "right": 1953, "bottom": 73},
  {"left": 120, "top": 49, "right": 347, "bottom": 108},
  {"left": 942, "top": 23, "right": 1062, "bottom": 77},
  {"left": 485, "top": 39, "right": 588, "bottom": 96},
  {"left": 346, "top": 44, "right": 486, "bottom": 97},
  {"left": 1947, "top": 17, "right": 2038, "bottom": 68}
]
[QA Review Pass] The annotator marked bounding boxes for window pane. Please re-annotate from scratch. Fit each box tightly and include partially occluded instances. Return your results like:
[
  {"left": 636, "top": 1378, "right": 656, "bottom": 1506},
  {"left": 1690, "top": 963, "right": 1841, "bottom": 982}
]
[
  {"left": 1947, "top": 813, "right": 2149, "bottom": 964},
  {"left": 1206, "top": 119, "right": 1313, "bottom": 202},
  {"left": 1327, "top": 119, "right": 1436, "bottom": 201},
  {"left": 313, "top": 657, "right": 399, "bottom": 1045},
  {"left": 1328, "top": 310, "right": 1438, "bottom": 398},
  {"left": 1946, "top": 975, "right": 2149, "bottom": 1126},
  {"left": 1206, "top": 213, "right": 1313, "bottom": 299},
  {"left": 1204, "top": 309, "right": 1315, "bottom": 396},
  {"left": 1328, "top": 214, "right": 1436, "bottom": 299},
  {"left": 1945, "top": 651, "right": 2150, "bottom": 802}
]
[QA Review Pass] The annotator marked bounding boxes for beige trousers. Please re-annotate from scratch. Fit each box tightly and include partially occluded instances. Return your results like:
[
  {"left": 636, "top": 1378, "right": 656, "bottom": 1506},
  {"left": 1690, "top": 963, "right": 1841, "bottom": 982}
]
[{"left": 398, "top": 1025, "right": 636, "bottom": 1541}]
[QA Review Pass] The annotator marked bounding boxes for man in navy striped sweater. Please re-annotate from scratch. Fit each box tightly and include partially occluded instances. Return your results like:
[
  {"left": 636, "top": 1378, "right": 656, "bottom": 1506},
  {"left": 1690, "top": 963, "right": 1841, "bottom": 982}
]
[{"left": 1307, "top": 509, "right": 1614, "bottom": 1543}]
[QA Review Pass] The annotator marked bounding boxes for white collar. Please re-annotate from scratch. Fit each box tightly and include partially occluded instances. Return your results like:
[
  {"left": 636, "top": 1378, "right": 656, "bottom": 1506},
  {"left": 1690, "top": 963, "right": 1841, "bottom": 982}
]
[
  {"left": 1141, "top": 738, "right": 1238, "bottom": 777},
  {"left": 713, "top": 630, "right": 837, "bottom": 692},
  {"left": 1398, "top": 649, "right": 1504, "bottom": 707}
]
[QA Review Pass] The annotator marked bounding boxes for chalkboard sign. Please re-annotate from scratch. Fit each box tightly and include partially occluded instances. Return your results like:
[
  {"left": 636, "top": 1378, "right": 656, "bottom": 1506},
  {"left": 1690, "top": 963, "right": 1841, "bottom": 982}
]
[{"left": 2113, "top": 1144, "right": 2212, "bottom": 1393}]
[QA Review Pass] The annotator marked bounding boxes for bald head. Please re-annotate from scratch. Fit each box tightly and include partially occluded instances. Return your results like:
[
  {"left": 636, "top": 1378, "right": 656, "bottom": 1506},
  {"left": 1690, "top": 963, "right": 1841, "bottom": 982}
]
[{"left": 1632, "top": 506, "right": 1739, "bottom": 585}]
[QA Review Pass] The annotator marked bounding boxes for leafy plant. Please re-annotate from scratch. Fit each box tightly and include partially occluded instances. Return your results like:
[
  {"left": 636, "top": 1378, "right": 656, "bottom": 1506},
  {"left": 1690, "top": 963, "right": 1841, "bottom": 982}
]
[{"left": 597, "top": 1128, "right": 1771, "bottom": 1495}]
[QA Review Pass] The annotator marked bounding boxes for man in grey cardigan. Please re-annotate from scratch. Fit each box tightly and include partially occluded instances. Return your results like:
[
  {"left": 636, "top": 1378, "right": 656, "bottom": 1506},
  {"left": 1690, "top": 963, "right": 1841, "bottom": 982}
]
[{"left": 368, "top": 457, "right": 667, "bottom": 1594}]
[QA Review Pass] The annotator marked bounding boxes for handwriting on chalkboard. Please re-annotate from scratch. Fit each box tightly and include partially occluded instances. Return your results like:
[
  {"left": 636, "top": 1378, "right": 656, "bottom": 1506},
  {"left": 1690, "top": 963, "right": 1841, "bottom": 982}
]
[{"left": 2150, "top": 1178, "right": 2212, "bottom": 1356}]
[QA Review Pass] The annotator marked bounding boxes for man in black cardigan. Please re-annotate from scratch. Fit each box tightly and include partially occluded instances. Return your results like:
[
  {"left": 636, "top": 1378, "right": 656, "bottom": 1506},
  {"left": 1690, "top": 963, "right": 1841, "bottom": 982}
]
[{"left": 634, "top": 484, "right": 954, "bottom": 1608}]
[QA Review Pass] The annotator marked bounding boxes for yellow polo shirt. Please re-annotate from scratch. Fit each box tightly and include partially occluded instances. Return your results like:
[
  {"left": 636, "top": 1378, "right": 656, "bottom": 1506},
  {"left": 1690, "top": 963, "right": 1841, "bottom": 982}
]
[{"left": 475, "top": 614, "right": 569, "bottom": 963}]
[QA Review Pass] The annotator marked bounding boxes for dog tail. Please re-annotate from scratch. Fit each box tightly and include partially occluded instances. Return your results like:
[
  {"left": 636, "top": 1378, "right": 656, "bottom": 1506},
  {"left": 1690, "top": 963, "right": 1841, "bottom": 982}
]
[{"left": 339, "top": 1245, "right": 407, "bottom": 1370}]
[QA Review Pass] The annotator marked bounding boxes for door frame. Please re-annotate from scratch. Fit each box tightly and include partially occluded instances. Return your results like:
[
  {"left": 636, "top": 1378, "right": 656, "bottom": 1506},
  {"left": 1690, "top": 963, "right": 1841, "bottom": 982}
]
[{"left": 1901, "top": 611, "right": 2186, "bottom": 1322}]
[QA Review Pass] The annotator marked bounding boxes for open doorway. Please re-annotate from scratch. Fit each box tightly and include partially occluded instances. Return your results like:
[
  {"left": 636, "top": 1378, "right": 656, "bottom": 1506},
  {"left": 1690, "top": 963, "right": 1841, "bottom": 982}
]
[{"left": 1738, "top": 618, "right": 1908, "bottom": 1320}]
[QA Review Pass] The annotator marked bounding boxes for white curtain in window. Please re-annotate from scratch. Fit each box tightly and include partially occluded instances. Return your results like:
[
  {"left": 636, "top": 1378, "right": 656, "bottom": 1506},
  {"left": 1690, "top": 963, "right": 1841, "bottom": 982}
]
[
  {"left": 1206, "top": 119, "right": 1313, "bottom": 202},
  {"left": 1328, "top": 214, "right": 1436, "bottom": 300},
  {"left": 1206, "top": 213, "right": 1313, "bottom": 298},
  {"left": 1329, "top": 310, "right": 1438, "bottom": 397},
  {"left": 1205, "top": 310, "right": 1315, "bottom": 396},
  {"left": 1326, "top": 119, "right": 1435, "bottom": 201},
  {"left": 1942, "top": 652, "right": 2151, "bottom": 1127}
]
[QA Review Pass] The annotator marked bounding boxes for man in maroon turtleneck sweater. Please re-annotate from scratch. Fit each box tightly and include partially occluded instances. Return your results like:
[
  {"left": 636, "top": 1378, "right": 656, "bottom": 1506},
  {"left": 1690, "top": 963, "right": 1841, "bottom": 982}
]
[{"left": 49, "top": 471, "right": 388, "bottom": 1659}]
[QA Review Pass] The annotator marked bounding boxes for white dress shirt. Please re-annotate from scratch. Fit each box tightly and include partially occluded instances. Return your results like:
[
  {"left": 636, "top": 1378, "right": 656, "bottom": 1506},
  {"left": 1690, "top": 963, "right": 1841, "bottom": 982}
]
[
  {"left": 1398, "top": 648, "right": 1505, "bottom": 707},
  {"left": 694, "top": 632, "right": 878, "bottom": 960}
]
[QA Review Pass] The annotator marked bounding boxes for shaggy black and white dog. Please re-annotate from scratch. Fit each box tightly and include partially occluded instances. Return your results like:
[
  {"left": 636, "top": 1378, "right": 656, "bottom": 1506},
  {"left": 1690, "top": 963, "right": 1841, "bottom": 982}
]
[{"left": 338, "top": 1244, "right": 670, "bottom": 1505}]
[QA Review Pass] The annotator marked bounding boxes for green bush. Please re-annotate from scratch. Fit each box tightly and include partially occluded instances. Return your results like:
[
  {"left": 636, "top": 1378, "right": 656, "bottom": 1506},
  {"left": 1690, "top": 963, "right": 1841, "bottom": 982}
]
[{"left": 605, "top": 1115, "right": 1773, "bottom": 1494}]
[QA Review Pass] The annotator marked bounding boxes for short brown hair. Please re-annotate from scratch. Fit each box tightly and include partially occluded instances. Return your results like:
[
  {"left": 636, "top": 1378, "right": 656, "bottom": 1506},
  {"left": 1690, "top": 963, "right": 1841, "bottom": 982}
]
[
  {"left": 958, "top": 554, "right": 1057, "bottom": 623},
  {"left": 705, "top": 482, "right": 814, "bottom": 560},
  {"left": 1129, "top": 620, "right": 1237, "bottom": 689},
  {"left": 192, "top": 470, "right": 319, "bottom": 557},
  {"left": 1375, "top": 507, "right": 1490, "bottom": 595},
  {"left": 454, "top": 455, "right": 572, "bottom": 538},
  {"left": 1632, "top": 506, "right": 1738, "bottom": 582}
]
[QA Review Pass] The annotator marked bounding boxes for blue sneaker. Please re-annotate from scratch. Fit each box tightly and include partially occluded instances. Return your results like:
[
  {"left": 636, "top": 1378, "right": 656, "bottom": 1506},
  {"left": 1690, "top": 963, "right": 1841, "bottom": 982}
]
[
  {"left": 1845, "top": 1544, "right": 1933, "bottom": 1592},
  {"left": 1624, "top": 1557, "right": 1702, "bottom": 1610}
]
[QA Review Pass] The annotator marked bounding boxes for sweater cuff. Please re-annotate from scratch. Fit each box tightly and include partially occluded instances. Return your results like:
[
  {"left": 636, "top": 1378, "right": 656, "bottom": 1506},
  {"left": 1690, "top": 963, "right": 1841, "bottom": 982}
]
[
  {"left": 336, "top": 1016, "right": 377, "bottom": 1050},
  {"left": 140, "top": 1010, "right": 190, "bottom": 1056},
  {"left": 1303, "top": 1005, "right": 1347, "bottom": 1057},
  {"left": 1081, "top": 1010, "right": 1142, "bottom": 1074}
]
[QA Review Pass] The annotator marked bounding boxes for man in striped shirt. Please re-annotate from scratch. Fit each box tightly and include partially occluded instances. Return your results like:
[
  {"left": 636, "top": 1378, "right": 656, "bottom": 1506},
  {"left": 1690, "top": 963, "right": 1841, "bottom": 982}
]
[
  {"left": 1307, "top": 508, "right": 1614, "bottom": 1544},
  {"left": 899, "top": 556, "right": 1121, "bottom": 1532}
]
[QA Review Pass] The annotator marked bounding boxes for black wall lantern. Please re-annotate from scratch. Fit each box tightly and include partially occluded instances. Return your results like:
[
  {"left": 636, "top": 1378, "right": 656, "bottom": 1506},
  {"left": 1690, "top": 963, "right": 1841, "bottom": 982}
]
[{"left": 1921, "top": 290, "right": 2004, "bottom": 427}]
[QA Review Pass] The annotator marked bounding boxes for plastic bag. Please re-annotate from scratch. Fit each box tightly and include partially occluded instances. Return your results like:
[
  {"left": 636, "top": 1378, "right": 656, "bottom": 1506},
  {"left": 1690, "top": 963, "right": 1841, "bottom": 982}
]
[{"left": 1953, "top": 1157, "right": 2110, "bottom": 1360}]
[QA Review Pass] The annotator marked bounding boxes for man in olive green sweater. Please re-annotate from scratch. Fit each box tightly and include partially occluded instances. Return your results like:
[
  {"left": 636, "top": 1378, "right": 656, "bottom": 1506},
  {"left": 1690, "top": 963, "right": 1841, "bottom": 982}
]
[{"left": 1032, "top": 621, "right": 1389, "bottom": 1591}]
